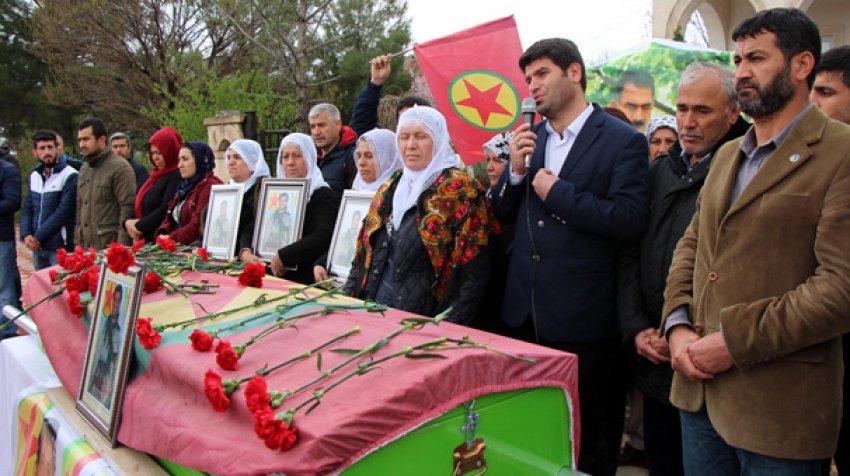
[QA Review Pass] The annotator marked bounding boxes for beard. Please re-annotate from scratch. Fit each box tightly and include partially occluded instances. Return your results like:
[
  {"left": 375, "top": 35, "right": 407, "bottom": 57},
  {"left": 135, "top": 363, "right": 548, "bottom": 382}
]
[{"left": 736, "top": 65, "right": 795, "bottom": 119}]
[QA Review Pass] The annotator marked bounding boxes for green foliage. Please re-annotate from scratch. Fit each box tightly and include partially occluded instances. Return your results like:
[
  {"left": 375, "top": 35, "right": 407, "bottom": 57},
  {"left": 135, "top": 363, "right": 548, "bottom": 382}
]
[
  {"left": 313, "top": 0, "right": 412, "bottom": 122},
  {"left": 141, "top": 69, "right": 298, "bottom": 142},
  {"left": 0, "top": 0, "right": 79, "bottom": 140},
  {"left": 587, "top": 40, "right": 733, "bottom": 118}
]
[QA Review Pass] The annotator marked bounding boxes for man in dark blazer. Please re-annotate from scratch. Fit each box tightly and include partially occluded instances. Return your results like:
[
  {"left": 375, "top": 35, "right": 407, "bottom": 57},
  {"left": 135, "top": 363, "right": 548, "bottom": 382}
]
[
  {"left": 663, "top": 9, "right": 850, "bottom": 474},
  {"left": 490, "top": 38, "right": 649, "bottom": 476}
]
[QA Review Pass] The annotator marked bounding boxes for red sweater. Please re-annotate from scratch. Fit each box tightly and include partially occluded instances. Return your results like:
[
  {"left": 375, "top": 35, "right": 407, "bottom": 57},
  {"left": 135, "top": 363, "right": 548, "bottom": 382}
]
[{"left": 156, "top": 172, "right": 224, "bottom": 245}]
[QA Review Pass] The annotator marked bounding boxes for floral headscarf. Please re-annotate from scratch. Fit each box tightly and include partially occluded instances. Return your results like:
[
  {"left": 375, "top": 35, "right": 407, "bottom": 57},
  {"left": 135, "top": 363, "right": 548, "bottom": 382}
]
[
  {"left": 353, "top": 129, "right": 402, "bottom": 192},
  {"left": 482, "top": 131, "right": 513, "bottom": 165},
  {"left": 646, "top": 115, "right": 678, "bottom": 139},
  {"left": 226, "top": 139, "right": 269, "bottom": 191},
  {"left": 276, "top": 133, "right": 330, "bottom": 199}
]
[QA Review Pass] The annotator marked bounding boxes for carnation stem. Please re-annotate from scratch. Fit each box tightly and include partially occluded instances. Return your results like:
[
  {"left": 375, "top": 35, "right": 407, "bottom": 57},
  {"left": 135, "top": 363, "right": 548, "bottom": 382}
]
[{"left": 0, "top": 286, "right": 65, "bottom": 333}]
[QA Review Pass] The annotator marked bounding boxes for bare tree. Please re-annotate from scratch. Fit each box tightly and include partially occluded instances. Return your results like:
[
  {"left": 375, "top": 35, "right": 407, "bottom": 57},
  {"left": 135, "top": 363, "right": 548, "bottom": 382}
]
[
  {"left": 685, "top": 9, "right": 711, "bottom": 47},
  {"left": 31, "top": 0, "right": 250, "bottom": 132}
]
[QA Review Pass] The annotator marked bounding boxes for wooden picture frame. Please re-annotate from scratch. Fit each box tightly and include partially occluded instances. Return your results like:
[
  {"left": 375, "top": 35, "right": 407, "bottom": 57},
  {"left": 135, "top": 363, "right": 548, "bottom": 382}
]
[
  {"left": 76, "top": 262, "right": 145, "bottom": 446},
  {"left": 203, "top": 184, "right": 244, "bottom": 260},
  {"left": 252, "top": 178, "right": 310, "bottom": 261},
  {"left": 327, "top": 190, "right": 375, "bottom": 283}
]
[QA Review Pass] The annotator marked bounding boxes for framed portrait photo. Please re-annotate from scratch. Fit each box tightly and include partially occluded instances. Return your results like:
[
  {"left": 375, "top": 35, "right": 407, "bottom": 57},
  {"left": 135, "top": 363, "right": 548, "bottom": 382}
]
[
  {"left": 252, "top": 178, "right": 309, "bottom": 261},
  {"left": 327, "top": 190, "right": 375, "bottom": 283},
  {"left": 76, "top": 262, "right": 145, "bottom": 446},
  {"left": 203, "top": 184, "right": 245, "bottom": 260}
]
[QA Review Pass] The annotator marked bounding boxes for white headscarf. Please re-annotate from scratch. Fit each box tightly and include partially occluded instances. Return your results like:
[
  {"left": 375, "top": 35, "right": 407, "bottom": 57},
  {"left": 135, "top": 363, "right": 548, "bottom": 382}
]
[
  {"left": 353, "top": 129, "right": 402, "bottom": 191},
  {"left": 226, "top": 139, "right": 269, "bottom": 191},
  {"left": 276, "top": 133, "right": 330, "bottom": 199},
  {"left": 392, "top": 106, "right": 457, "bottom": 228}
]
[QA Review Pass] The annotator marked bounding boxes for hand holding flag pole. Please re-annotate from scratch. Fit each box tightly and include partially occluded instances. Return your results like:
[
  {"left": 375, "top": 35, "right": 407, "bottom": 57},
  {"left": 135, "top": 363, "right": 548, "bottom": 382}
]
[{"left": 366, "top": 46, "right": 415, "bottom": 64}]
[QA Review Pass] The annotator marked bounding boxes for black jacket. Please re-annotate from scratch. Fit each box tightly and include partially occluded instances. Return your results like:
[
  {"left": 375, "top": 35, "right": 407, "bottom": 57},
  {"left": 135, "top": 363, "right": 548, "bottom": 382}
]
[
  {"left": 133, "top": 170, "right": 181, "bottom": 243},
  {"left": 277, "top": 187, "right": 341, "bottom": 285},
  {"left": 344, "top": 174, "right": 493, "bottom": 326},
  {"left": 617, "top": 116, "right": 749, "bottom": 401}
]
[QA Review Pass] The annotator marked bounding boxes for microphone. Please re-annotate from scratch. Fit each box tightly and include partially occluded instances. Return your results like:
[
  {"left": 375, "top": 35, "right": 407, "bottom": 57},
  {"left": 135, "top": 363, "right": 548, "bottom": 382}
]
[{"left": 521, "top": 98, "right": 536, "bottom": 169}]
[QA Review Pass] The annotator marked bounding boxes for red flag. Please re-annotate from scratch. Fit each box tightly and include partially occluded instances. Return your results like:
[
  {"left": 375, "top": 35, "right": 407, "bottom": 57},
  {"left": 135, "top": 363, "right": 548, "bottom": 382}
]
[{"left": 414, "top": 16, "right": 526, "bottom": 166}]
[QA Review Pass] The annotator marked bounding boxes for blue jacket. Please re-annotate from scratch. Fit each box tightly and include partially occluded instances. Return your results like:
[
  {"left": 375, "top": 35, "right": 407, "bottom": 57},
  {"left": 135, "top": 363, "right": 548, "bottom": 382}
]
[
  {"left": 20, "top": 162, "right": 78, "bottom": 251},
  {"left": 0, "top": 160, "right": 21, "bottom": 242},
  {"left": 490, "top": 104, "right": 649, "bottom": 343}
]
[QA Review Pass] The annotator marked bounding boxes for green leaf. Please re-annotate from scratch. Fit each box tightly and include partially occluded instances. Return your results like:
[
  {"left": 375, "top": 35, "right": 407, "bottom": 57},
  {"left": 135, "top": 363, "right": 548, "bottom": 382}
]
[
  {"left": 305, "top": 400, "right": 322, "bottom": 415},
  {"left": 372, "top": 337, "right": 390, "bottom": 352},
  {"left": 316, "top": 351, "right": 323, "bottom": 371},
  {"left": 330, "top": 348, "right": 362, "bottom": 355},
  {"left": 405, "top": 353, "right": 447, "bottom": 359}
]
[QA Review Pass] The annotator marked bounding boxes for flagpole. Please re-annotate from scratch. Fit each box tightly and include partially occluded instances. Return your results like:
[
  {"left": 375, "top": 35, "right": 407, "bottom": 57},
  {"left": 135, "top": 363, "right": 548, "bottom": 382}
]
[{"left": 366, "top": 46, "right": 415, "bottom": 64}]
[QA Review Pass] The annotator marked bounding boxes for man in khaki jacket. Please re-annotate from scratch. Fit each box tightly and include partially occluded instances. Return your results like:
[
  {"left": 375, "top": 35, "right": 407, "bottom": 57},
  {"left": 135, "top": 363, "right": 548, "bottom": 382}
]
[
  {"left": 75, "top": 118, "right": 136, "bottom": 249},
  {"left": 662, "top": 8, "right": 850, "bottom": 474}
]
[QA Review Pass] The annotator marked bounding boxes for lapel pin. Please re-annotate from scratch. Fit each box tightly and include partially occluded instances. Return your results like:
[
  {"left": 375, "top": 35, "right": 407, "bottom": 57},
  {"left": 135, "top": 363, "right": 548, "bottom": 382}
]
[{"left": 789, "top": 154, "right": 800, "bottom": 163}]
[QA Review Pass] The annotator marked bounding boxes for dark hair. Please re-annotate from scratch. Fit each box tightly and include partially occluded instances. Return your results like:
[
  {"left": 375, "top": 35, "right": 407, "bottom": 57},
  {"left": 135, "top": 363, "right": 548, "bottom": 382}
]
[
  {"left": 603, "top": 107, "right": 630, "bottom": 124},
  {"left": 396, "top": 95, "right": 431, "bottom": 115},
  {"left": 519, "top": 38, "right": 586, "bottom": 91},
  {"left": 32, "top": 130, "right": 58, "bottom": 149},
  {"left": 732, "top": 8, "right": 821, "bottom": 88},
  {"left": 615, "top": 69, "right": 655, "bottom": 96},
  {"left": 78, "top": 118, "right": 108, "bottom": 140},
  {"left": 818, "top": 45, "right": 850, "bottom": 88}
]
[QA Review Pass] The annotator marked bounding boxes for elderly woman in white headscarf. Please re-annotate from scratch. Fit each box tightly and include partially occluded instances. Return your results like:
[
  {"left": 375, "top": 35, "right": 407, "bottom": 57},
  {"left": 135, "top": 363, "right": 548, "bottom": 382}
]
[
  {"left": 312, "top": 128, "right": 403, "bottom": 283},
  {"left": 352, "top": 129, "right": 403, "bottom": 191},
  {"left": 259, "top": 132, "right": 341, "bottom": 284},
  {"left": 227, "top": 139, "right": 270, "bottom": 259},
  {"left": 344, "top": 106, "right": 499, "bottom": 325}
]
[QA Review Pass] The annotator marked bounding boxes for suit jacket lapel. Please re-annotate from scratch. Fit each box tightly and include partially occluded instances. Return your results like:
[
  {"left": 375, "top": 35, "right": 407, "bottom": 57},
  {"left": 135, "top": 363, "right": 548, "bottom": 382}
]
[
  {"left": 725, "top": 108, "right": 824, "bottom": 219},
  {"left": 558, "top": 106, "right": 603, "bottom": 180}
]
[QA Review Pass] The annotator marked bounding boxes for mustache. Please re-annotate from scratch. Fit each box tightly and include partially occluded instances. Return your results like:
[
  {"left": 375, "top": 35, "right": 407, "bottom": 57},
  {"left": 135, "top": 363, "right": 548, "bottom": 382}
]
[
  {"left": 736, "top": 79, "right": 759, "bottom": 92},
  {"left": 679, "top": 129, "right": 704, "bottom": 139}
]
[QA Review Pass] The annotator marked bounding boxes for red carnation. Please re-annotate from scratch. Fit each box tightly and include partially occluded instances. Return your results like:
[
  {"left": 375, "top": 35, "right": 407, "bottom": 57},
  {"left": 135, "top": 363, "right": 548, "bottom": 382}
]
[
  {"left": 135, "top": 317, "right": 162, "bottom": 350},
  {"left": 156, "top": 236, "right": 177, "bottom": 253},
  {"left": 189, "top": 329, "right": 215, "bottom": 352},
  {"left": 245, "top": 375, "right": 271, "bottom": 414},
  {"left": 237, "top": 263, "right": 265, "bottom": 288},
  {"left": 204, "top": 370, "right": 232, "bottom": 412},
  {"left": 65, "top": 274, "right": 85, "bottom": 293},
  {"left": 67, "top": 290, "right": 85, "bottom": 317},
  {"left": 195, "top": 248, "right": 209, "bottom": 262},
  {"left": 254, "top": 409, "right": 298, "bottom": 451},
  {"left": 106, "top": 243, "right": 135, "bottom": 275},
  {"left": 82, "top": 249, "right": 96, "bottom": 268},
  {"left": 48, "top": 270, "right": 58, "bottom": 283},
  {"left": 143, "top": 272, "right": 163, "bottom": 294},
  {"left": 215, "top": 340, "right": 241, "bottom": 371},
  {"left": 56, "top": 248, "right": 67, "bottom": 267},
  {"left": 132, "top": 240, "right": 145, "bottom": 253},
  {"left": 84, "top": 266, "right": 100, "bottom": 294}
]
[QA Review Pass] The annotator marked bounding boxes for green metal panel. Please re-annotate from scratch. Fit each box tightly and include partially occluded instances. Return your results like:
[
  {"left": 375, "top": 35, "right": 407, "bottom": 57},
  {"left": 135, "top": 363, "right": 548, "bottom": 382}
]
[
  {"left": 342, "top": 387, "right": 576, "bottom": 475},
  {"left": 155, "top": 387, "right": 577, "bottom": 476}
]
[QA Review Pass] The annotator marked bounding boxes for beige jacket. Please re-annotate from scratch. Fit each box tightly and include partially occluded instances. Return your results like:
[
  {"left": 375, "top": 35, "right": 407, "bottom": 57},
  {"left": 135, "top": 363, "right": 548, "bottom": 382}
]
[
  {"left": 75, "top": 149, "right": 136, "bottom": 249},
  {"left": 662, "top": 107, "right": 850, "bottom": 459}
]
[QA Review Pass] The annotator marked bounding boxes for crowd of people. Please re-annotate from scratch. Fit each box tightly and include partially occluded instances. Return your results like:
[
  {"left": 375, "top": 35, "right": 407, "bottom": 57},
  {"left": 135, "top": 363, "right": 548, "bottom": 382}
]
[{"left": 0, "top": 6, "right": 849, "bottom": 476}]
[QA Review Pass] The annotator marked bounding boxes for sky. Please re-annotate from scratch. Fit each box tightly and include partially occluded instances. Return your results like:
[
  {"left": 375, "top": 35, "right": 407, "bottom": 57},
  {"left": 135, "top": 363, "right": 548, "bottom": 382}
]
[{"left": 406, "top": 0, "right": 655, "bottom": 66}]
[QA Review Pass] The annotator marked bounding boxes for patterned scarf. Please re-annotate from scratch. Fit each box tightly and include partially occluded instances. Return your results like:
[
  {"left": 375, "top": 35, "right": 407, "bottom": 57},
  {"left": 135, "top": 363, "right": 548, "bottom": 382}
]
[
  {"left": 350, "top": 167, "right": 500, "bottom": 302},
  {"left": 175, "top": 141, "right": 217, "bottom": 202}
]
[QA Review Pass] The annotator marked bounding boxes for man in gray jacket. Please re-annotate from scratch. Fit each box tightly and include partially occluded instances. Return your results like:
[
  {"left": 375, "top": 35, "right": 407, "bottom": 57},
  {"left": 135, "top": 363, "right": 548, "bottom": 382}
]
[{"left": 75, "top": 118, "right": 136, "bottom": 249}]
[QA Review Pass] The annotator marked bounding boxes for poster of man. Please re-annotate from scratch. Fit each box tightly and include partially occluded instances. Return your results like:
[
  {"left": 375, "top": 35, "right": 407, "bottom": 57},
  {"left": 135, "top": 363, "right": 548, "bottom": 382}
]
[
  {"left": 328, "top": 191, "right": 374, "bottom": 281},
  {"left": 87, "top": 281, "right": 125, "bottom": 411},
  {"left": 262, "top": 191, "right": 294, "bottom": 251},
  {"left": 209, "top": 199, "right": 233, "bottom": 249}
]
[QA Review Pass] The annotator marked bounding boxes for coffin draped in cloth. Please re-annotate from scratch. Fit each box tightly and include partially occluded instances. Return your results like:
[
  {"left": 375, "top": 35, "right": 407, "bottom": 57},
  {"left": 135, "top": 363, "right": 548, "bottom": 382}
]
[{"left": 25, "top": 268, "right": 579, "bottom": 475}]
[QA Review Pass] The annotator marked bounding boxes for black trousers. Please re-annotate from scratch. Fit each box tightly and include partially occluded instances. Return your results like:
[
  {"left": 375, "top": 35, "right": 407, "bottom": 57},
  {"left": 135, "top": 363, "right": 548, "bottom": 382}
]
[
  {"left": 503, "top": 318, "right": 626, "bottom": 476},
  {"left": 643, "top": 394, "right": 684, "bottom": 476},
  {"left": 834, "top": 333, "right": 850, "bottom": 475}
]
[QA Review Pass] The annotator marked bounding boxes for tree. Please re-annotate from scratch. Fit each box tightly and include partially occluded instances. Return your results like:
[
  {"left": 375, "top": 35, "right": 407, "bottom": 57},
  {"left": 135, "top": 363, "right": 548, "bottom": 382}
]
[
  {"left": 0, "top": 0, "right": 79, "bottom": 141},
  {"left": 141, "top": 69, "right": 297, "bottom": 142},
  {"left": 215, "top": 0, "right": 411, "bottom": 132},
  {"left": 30, "top": 0, "right": 253, "bottom": 133}
]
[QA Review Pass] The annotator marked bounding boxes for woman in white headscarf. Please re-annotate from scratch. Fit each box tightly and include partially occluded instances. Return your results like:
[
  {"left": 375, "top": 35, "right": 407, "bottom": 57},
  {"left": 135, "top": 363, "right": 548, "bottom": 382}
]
[
  {"left": 352, "top": 129, "right": 403, "bottom": 191},
  {"left": 227, "top": 139, "right": 270, "bottom": 259},
  {"left": 312, "top": 129, "right": 402, "bottom": 282},
  {"left": 258, "top": 133, "right": 341, "bottom": 284},
  {"left": 344, "top": 106, "right": 499, "bottom": 325}
]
